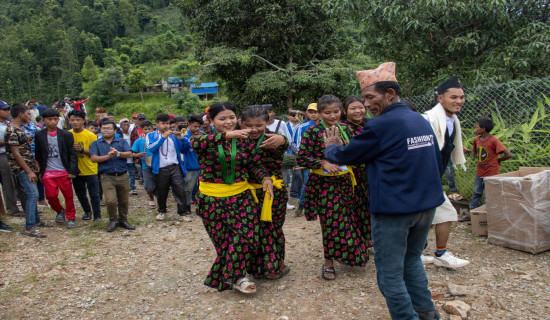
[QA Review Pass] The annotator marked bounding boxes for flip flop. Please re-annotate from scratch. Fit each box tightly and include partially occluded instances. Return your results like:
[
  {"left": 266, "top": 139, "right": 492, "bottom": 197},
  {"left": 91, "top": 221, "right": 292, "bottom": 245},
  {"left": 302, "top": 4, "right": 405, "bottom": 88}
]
[
  {"left": 321, "top": 265, "right": 336, "bottom": 280},
  {"left": 234, "top": 277, "right": 256, "bottom": 294},
  {"left": 264, "top": 266, "right": 291, "bottom": 280},
  {"left": 21, "top": 229, "right": 46, "bottom": 238}
]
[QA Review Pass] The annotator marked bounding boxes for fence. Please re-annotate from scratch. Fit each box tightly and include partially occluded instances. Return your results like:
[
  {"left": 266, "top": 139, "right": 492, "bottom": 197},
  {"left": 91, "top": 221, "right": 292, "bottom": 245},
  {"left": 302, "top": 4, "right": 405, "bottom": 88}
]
[{"left": 403, "top": 77, "right": 550, "bottom": 199}]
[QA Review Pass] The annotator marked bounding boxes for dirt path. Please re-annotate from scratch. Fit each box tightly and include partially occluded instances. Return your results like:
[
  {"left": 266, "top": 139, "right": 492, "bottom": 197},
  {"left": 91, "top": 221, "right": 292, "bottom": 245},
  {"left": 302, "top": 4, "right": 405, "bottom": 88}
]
[{"left": 1, "top": 188, "right": 549, "bottom": 320}]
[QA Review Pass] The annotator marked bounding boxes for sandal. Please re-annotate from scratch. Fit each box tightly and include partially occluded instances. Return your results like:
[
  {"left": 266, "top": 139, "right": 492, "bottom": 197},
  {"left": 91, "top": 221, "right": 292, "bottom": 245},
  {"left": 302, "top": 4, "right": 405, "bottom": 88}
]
[
  {"left": 21, "top": 229, "right": 47, "bottom": 238},
  {"left": 265, "top": 266, "right": 291, "bottom": 280},
  {"left": 321, "top": 265, "right": 336, "bottom": 280},
  {"left": 448, "top": 193, "right": 463, "bottom": 201},
  {"left": 234, "top": 277, "right": 256, "bottom": 294}
]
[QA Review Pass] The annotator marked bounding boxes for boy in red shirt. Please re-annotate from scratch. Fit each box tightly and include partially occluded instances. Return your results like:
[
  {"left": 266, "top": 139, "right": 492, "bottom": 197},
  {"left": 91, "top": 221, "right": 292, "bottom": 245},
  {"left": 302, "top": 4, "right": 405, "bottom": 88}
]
[{"left": 469, "top": 117, "right": 512, "bottom": 211}]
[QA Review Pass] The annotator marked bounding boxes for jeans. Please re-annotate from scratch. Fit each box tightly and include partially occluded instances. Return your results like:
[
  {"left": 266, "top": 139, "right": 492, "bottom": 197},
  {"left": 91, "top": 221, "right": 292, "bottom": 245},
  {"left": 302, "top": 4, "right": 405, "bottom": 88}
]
[
  {"left": 444, "top": 161, "right": 457, "bottom": 192},
  {"left": 37, "top": 180, "right": 45, "bottom": 201},
  {"left": 289, "top": 168, "right": 303, "bottom": 199},
  {"left": 372, "top": 208, "right": 436, "bottom": 320},
  {"left": 469, "top": 175, "right": 485, "bottom": 209},
  {"left": 184, "top": 170, "right": 200, "bottom": 207},
  {"left": 298, "top": 169, "right": 309, "bottom": 206},
  {"left": 127, "top": 163, "right": 136, "bottom": 191},
  {"left": 101, "top": 173, "right": 130, "bottom": 222},
  {"left": 16, "top": 172, "right": 40, "bottom": 230},
  {"left": 73, "top": 175, "right": 101, "bottom": 219},
  {"left": 155, "top": 164, "right": 187, "bottom": 214}
]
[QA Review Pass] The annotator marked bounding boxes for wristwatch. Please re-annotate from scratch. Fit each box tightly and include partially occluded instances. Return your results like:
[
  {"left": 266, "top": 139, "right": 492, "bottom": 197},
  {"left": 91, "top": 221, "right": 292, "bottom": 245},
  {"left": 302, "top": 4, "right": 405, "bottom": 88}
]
[{"left": 116, "top": 151, "right": 121, "bottom": 157}]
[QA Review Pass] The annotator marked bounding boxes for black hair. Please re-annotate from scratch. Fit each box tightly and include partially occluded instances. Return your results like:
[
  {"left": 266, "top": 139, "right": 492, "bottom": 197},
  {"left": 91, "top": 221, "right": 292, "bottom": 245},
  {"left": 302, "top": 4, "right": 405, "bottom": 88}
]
[
  {"left": 241, "top": 105, "right": 269, "bottom": 122},
  {"left": 42, "top": 108, "right": 60, "bottom": 119},
  {"left": 317, "top": 95, "right": 342, "bottom": 112},
  {"left": 10, "top": 103, "right": 28, "bottom": 118},
  {"left": 208, "top": 102, "right": 236, "bottom": 120},
  {"left": 373, "top": 81, "right": 402, "bottom": 97},
  {"left": 175, "top": 116, "right": 186, "bottom": 122},
  {"left": 107, "top": 112, "right": 114, "bottom": 116},
  {"left": 402, "top": 100, "right": 418, "bottom": 112},
  {"left": 156, "top": 113, "right": 170, "bottom": 122},
  {"left": 169, "top": 119, "right": 176, "bottom": 124},
  {"left": 68, "top": 110, "right": 86, "bottom": 119},
  {"left": 87, "top": 121, "right": 98, "bottom": 127},
  {"left": 342, "top": 95, "right": 364, "bottom": 120},
  {"left": 99, "top": 118, "right": 110, "bottom": 125},
  {"left": 35, "top": 116, "right": 42, "bottom": 122},
  {"left": 100, "top": 120, "right": 116, "bottom": 128},
  {"left": 477, "top": 117, "right": 494, "bottom": 133},
  {"left": 187, "top": 114, "right": 204, "bottom": 125},
  {"left": 141, "top": 121, "right": 153, "bottom": 128}
]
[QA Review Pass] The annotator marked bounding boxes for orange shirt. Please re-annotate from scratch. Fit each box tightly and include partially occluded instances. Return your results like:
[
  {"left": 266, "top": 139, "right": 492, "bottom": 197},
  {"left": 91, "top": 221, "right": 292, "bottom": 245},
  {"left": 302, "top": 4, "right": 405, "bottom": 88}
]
[{"left": 472, "top": 135, "right": 507, "bottom": 177}]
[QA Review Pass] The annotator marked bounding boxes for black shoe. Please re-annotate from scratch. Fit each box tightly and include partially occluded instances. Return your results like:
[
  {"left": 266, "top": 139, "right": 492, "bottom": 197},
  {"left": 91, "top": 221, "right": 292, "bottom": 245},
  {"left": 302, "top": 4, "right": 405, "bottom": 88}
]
[
  {"left": 418, "top": 310, "right": 441, "bottom": 320},
  {"left": 106, "top": 221, "right": 118, "bottom": 232},
  {"left": 120, "top": 221, "right": 136, "bottom": 230},
  {"left": 0, "top": 221, "right": 13, "bottom": 233},
  {"left": 295, "top": 205, "right": 304, "bottom": 217},
  {"left": 82, "top": 213, "right": 91, "bottom": 220},
  {"left": 459, "top": 215, "right": 471, "bottom": 222}
]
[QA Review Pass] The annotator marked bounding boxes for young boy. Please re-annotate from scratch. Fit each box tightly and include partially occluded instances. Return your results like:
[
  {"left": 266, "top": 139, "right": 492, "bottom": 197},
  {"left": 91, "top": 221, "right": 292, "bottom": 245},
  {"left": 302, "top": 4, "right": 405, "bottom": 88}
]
[
  {"left": 131, "top": 121, "right": 156, "bottom": 207},
  {"left": 87, "top": 121, "right": 99, "bottom": 136},
  {"left": 469, "top": 117, "right": 512, "bottom": 211},
  {"left": 35, "top": 109, "right": 80, "bottom": 228},
  {"left": 183, "top": 115, "right": 203, "bottom": 211}
]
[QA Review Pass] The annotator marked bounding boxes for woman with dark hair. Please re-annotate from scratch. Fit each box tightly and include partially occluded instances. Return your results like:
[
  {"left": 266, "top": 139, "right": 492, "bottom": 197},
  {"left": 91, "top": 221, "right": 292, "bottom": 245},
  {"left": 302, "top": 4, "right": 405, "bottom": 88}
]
[
  {"left": 191, "top": 102, "right": 274, "bottom": 294},
  {"left": 240, "top": 105, "right": 290, "bottom": 280},
  {"left": 296, "top": 94, "right": 369, "bottom": 281},
  {"left": 342, "top": 95, "right": 372, "bottom": 248}
]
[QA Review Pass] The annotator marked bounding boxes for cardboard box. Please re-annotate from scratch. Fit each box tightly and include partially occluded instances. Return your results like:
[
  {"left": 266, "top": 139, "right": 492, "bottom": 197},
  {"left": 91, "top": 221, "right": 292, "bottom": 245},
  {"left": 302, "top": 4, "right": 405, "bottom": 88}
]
[
  {"left": 485, "top": 167, "right": 550, "bottom": 254},
  {"left": 470, "top": 204, "right": 487, "bottom": 237}
]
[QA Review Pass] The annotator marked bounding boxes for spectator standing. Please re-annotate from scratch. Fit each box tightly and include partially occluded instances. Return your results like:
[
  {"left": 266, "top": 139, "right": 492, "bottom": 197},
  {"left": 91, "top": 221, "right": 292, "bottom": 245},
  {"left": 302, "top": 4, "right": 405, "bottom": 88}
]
[
  {"left": 90, "top": 121, "right": 135, "bottom": 232},
  {"left": 183, "top": 115, "right": 203, "bottom": 213},
  {"left": 69, "top": 110, "right": 102, "bottom": 221},
  {"left": 119, "top": 119, "right": 137, "bottom": 195},
  {"left": 147, "top": 113, "right": 191, "bottom": 220},
  {"left": 5, "top": 103, "right": 46, "bottom": 238},
  {"left": 35, "top": 109, "right": 79, "bottom": 228},
  {"left": 0, "top": 100, "right": 21, "bottom": 215},
  {"left": 131, "top": 121, "right": 156, "bottom": 207}
]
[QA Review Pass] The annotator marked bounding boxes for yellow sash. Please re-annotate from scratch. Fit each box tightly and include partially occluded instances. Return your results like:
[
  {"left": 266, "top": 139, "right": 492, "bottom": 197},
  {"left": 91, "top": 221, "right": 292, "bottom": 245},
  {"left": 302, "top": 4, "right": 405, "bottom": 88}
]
[
  {"left": 199, "top": 180, "right": 259, "bottom": 203},
  {"left": 251, "top": 176, "right": 284, "bottom": 222},
  {"left": 311, "top": 166, "right": 357, "bottom": 187}
]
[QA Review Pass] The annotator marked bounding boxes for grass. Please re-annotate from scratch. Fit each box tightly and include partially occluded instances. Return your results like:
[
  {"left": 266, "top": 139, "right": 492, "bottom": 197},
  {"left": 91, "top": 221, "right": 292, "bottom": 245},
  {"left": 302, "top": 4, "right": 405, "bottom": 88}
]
[{"left": 80, "top": 250, "right": 96, "bottom": 260}]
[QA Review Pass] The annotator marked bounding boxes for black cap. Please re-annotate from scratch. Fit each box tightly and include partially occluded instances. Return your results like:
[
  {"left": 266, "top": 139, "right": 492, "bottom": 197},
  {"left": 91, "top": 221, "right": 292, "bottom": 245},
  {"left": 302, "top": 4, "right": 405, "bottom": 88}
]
[
  {"left": 137, "top": 113, "right": 147, "bottom": 120},
  {"left": 435, "top": 76, "right": 462, "bottom": 95}
]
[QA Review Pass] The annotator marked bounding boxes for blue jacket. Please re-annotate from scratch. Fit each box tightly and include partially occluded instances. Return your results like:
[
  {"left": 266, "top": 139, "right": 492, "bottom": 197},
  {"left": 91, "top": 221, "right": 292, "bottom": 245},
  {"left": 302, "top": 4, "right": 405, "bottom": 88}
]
[
  {"left": 146, "top": 130, "right": 191, "bottom": 176},
  {"left": 183, "top": 131, "right": 200, "bottom": 171},
  {"left": 325, "top": 102, "right": 445, "bottom": 215}
]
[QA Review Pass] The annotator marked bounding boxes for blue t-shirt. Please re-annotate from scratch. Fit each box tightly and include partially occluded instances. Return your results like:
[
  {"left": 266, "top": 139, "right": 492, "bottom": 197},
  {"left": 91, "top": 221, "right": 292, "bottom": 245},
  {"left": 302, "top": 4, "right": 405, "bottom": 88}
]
[
  {"left": 89, "top": 136, "right": 131, "bottom": 174},
  {"left": 131, "top": 137, "right": 151, "bottom": 170}
]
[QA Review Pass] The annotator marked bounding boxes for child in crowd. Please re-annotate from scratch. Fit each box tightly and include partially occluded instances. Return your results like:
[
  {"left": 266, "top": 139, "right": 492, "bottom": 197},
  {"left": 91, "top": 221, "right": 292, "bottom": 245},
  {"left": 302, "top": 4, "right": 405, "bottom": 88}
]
[
  {"left": 131, "top": 121, "right": 156, "bottom": 207},
  {"left": 469, "top": 117, "right": 512, "bottom": 211},
  {"left": 87, "top": 121, "right": 99, "bottom": 135}
]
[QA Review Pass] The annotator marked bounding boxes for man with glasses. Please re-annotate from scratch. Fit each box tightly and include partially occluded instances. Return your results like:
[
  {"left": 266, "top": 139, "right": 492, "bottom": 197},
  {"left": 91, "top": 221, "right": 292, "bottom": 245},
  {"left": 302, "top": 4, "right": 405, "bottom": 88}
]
[{"left": 90, "top": 121, "right": 135, "bottom": 232}]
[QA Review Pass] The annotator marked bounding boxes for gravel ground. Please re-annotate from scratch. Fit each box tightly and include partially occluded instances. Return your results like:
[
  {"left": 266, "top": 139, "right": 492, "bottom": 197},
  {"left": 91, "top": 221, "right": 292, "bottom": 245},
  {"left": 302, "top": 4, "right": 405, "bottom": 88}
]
[{"left": 1, "top": 187, "right": 549, "bottom": 320}]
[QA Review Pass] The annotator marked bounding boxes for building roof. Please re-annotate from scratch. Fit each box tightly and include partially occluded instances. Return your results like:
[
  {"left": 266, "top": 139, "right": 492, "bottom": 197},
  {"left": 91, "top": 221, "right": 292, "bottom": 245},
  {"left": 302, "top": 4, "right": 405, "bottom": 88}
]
[
  {"left": 168, "top": 77, "right": 183, "bottom": 84},
  {"left": 189, "top": 82, "right": 219, "bottom": 88}
]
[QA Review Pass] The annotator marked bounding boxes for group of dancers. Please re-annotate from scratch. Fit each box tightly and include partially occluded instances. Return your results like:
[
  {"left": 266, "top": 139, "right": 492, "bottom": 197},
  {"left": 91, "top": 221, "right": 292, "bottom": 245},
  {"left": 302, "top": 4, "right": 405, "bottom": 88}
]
[{"left": 192, "top": 95, "right": 371, "bottom": 293}]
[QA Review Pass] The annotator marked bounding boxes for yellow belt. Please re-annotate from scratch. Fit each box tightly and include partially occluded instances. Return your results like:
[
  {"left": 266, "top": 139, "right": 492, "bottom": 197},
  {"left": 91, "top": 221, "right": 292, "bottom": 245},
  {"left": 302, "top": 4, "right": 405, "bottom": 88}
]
[
  {"left": 311, "top": 167, "right": 357, "bottom": 187},
  {"left": 251, "top": 175, "right": 284, "bottom": 222},
  {"left": 199, "top": 180, "right": 259, "bottom": 203}
]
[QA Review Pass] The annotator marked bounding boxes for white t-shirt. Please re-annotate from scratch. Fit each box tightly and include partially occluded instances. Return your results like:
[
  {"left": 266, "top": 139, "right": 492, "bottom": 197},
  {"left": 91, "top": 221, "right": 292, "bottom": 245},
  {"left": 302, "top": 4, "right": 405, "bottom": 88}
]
[
  {"left": 266, "top": 119, "right": 292, "bottom": 141},
  {"left": 158, "top": 137, "right": 179, "bottom": 168},
  {"left": 122, "top": 133, "right": 133, "bottom": 164}
]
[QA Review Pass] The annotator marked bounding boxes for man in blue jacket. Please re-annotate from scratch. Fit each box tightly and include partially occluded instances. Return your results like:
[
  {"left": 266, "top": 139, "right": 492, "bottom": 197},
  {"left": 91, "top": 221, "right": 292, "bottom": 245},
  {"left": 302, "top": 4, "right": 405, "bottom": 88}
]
[
  {"left": 324, "top": 63, "right": 444, "bottom": 320},
  {"left": 147, "top": 113, "right": 191, "bottom": 220}
]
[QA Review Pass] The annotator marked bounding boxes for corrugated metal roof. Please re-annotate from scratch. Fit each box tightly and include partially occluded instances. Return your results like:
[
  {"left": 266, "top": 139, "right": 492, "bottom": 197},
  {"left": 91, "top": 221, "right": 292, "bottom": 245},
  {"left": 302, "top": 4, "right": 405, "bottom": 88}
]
[
  {"left": 168, "top": 77, "right": 183, "bottom": 83},
  {"left": 190, "top": 82, "right": 219, "bottom": 88}
]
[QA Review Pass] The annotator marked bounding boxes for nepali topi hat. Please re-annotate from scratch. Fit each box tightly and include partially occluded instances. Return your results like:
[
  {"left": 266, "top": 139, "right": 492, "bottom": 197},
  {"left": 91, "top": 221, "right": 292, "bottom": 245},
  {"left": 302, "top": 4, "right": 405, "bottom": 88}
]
[
  {"left": 435, "top": 76, "right": 462, "bottom": 95},
  {"left": 356, "top": 62, "right": 397, "bottom": 90}
]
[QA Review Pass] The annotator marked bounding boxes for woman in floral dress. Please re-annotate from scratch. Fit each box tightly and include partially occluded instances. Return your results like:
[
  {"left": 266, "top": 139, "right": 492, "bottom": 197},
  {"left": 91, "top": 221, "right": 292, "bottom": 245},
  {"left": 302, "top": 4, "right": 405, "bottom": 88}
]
[
  {"left": 297, "top": 94, "right": 369, "bottom": 281},
  {"left": 240, "top": 105, "right": 290, "bottom": 280},
  {"left": 342, "top": 95, "right": 372, "bottom": 247},
  {"left": 191, "top": 102, "right": 274, "bottom": 293}
]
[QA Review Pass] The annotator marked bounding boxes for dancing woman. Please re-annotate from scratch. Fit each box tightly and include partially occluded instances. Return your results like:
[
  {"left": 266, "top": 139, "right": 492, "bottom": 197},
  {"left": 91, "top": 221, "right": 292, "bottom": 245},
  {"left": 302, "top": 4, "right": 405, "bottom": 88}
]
[
  {"left": 296, "top": 94, "right": 369, "bottom": 280},
  {"left": 191, "top": 102, "right": 273, "bottom": 293}
]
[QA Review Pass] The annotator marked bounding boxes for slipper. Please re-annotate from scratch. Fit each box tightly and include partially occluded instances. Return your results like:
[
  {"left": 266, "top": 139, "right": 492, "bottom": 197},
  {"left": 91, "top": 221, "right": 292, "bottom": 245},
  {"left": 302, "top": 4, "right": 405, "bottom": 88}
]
[
  {"left": 448, "top": 193, "right": 463, "bottom": 201},
  {"left": 21, "top": 229, "right": 46, "bottom": 238},
  {"left": 234, "top": 277, "right": 256, "bottom": 294},
  {"left": 321, "top": 265, "right": 336, "bottom": 281},
  {"left": 264, "top": 266, "right": 291, "bottom": 280}
]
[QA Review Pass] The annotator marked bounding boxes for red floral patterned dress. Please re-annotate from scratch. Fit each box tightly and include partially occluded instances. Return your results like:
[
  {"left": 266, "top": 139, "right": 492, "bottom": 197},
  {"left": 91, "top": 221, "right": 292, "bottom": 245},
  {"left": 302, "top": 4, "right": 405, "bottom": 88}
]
[
  {"left": 296, "top": 124, "right": 369, "bottom": 267},
  {"left": 191, "top": 132, "right": 269, "bottom": 291}
]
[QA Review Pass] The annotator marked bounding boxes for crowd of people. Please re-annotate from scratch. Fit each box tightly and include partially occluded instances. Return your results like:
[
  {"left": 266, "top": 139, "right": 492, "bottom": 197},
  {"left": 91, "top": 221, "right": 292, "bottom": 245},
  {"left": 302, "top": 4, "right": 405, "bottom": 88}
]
[{"left": 0, "top": 63, "right": 514, "bottom": 320}]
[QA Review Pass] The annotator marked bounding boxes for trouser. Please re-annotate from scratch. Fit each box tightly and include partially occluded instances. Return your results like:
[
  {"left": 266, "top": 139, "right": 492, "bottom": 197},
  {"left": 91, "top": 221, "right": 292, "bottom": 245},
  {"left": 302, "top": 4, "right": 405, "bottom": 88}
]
[
  {"left": 16, "top": 172, "right": 40, "bottom": 230},
  {"left": 298, "top": 169, "right": 310, "bottom": 206},
  {"left": 127, "top": 163, "right": 136, "bottom": 191},
  {"left": 469, "top": 175, "right": 485, "bottom": 209},
  {"left": 100, "top": 173, "right": 130, "bottom": 222},
  {"left": 154, "top": 164, "right": 187, "bottom": 215},
  {"left": 184, "top": 170, "right": 200, "bottom": 207},
  {"left": 37, "top": 180, "right": 45, "bottom": 202},
  {"left": 444, "top": 160, "right": 457, "bottom": 192},
  {"left": 43, "top": 172, "right": 76, "bottom": 220},
  {"left": 73, "top": 174, "right": 101, "bottom": 219},
  {"left": 372, "top": 208, "right": 436, "bottom": 320},
  {"left": 289, "top": 168, "right": 303, "bottom": 199},
  {"left": 0, "top": 153, "right": 19, "bottom": 213}
]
